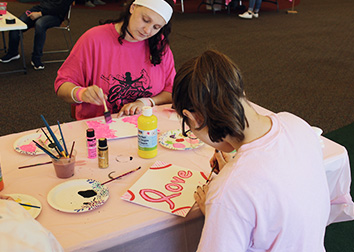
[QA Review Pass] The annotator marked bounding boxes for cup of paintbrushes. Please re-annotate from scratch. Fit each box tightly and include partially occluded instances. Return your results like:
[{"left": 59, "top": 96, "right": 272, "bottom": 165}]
[{"left": 51, "top": 150, "right": 76, "bottom": 179}]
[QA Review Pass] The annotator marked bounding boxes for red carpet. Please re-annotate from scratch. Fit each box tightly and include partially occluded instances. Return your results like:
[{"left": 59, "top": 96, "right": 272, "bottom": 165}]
[{"left": 12, "top": 0, "right": 300, "bottom": 13}]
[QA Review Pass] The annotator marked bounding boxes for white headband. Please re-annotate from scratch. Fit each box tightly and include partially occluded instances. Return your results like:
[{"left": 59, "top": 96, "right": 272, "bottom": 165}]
[{"left": 133, "top": 0, "right": 173, "bottom": 24}]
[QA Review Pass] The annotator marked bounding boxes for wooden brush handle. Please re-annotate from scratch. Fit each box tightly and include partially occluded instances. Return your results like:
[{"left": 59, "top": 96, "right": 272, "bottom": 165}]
[
  {"left": 100, "top": 89, "right": 108, "bottom": 112},
  {"left": 103, "top": 99, "right": 108, "bottom": 112}
]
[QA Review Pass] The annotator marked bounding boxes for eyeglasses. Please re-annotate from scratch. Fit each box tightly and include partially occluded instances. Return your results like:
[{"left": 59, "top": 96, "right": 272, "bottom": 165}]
[{"left": 181, "top": 116, "right": 198, "bottom": 139}]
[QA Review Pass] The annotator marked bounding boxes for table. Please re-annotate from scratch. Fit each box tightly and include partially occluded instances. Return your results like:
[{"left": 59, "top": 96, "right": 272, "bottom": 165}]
[
  {"left": 0, "top": 11, "right": 27, "bottom": 75},
  {"left": 1, "top": 104, "right": 353, "bottom": 251}
]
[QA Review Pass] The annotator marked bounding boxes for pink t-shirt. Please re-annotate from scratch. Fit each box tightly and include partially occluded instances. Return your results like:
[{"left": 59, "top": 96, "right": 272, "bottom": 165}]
[
  {"left": 197, "top": 112, "right": 330, "bottom": 252},
  {"left": 54, "top": 23, "right": 176, "bottom": 120}
]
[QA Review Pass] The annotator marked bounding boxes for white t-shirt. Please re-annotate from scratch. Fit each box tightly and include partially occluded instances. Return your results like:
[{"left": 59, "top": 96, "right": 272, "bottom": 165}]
[
  {"left": 0, "top": 200, "right": 63, "bottom": 252},
  {"left": 197, "top": 112, "right": 330, "bottom": 252}
]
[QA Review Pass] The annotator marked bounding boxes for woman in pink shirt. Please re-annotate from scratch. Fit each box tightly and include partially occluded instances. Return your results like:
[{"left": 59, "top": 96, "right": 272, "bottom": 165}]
[
  {"left": 55, "top": 0, "right": 175, "bottom": 120},
  {"left": 172, "top": 50, "right": 330, "bottom": 251}
]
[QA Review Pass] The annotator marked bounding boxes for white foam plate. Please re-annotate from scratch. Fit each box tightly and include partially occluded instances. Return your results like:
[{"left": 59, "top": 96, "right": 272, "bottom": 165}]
[
  {"left": 7, "top": 193, "right": 42, "bottom": 219},
  {"left": 47, "top": 179, "right": 109, "bottom": 213},
  {"left": 13, "top": 133, "right": 46, "bottom": 155},
  {"left": 13, "top": 132, "right": 63, "bottom": 156},
  {"left": 159, "top": 129, "right": 204, "bottom": 150}
]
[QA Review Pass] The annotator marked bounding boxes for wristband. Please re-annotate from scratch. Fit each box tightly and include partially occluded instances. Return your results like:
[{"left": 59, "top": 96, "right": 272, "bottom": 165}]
[
  {"left": 148, "top": 97, "right": 155, "bottom": 107},
  {"left": 71, "top": 86, "right": 82, "bottom": 104},
  {"left": 137, "top": 97, "right": 155, "bottom": 107},
  {"left": 76, "top": 87, "right": 86, "bottom": 102}
]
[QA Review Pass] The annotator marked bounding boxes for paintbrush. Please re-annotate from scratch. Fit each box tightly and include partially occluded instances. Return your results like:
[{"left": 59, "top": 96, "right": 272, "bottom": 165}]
[
  {"left": 206, "top": 149, "right": 219, "bottom": 183},
  {"left": 18, "top": 161, "right": 52, "bottom": 169},
  {"left": 101, "top": 89, "right": 112, "bottom": 124},
  {"left": 19, "top": 203, "right": 41, "bottom": 209},
  {"left": 40, "top": 115, "right": 67, "bottom": 157},
  {"left": 40, "top": 128, "right": 61, "bottom": 157},
  {"left": 38, "top": 139, "right": 60, "bottom": 158},
  {"left": 57, "top": 120, "right": 68, "bottom": 155},
  {"left": 32, "top": 140, "right": 59, "bottom": 160},
  {"left": 101, "top": 166, "right": 141, "bottom": 185},
  {"left": 69, "top": 141, "right": 75, "bottom": 158}
]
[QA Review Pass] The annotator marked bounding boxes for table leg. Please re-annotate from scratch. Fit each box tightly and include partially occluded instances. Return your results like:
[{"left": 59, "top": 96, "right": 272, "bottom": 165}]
[
  {"left": 19, "top": 31, "right": 27, "bottom": 74},
  {"left": 1, "top": 31, "right": 6, "bottom": 53}
]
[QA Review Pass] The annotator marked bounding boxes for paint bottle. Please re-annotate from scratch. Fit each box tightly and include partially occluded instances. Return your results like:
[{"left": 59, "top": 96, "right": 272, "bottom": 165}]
[
  {"left": 86, "top": 128, "right": 97, "bottom": 159},
  {"left": 0, "top": 156, "right": 4, "bottom": 191},
  {"left": 138, "top": 106, "right": 158, "bottom": 158},
  {"left": 98, "top": 138, "right": 109, "bottom": 168}
]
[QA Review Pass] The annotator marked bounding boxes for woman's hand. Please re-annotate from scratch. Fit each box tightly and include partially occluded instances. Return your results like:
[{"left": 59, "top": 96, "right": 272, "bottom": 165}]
[
  {"left": 28, "top": 12, "right": 42, "bottom": 20},
  {"left": 57, "top": 83, "right": 107, "bottom": 106},
  {"left": 117, "top": 100, "right": 145, "bottom": 117},
  {"left": 194, "top": 184, "right": 209, "bottom": 216},
  {"left": 80, "top": 86, "right": 106, "bottom": 106},
  {"left": 209, "top": 150, "right": 234, "bottom": 174}
]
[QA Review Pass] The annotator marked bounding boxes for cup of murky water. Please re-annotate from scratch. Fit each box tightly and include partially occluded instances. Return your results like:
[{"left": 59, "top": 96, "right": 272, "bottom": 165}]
[{"left": 51, "top": 150, "right": 76, "bottom": 179}]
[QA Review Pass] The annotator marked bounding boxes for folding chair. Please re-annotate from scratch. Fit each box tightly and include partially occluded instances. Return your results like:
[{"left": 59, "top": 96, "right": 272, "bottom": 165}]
[
  {"left": 43, "top": 5, "right": 73, "bottom": 64},
  {"left": 175, "top": 0, "right": 184, "bottom": 13}
]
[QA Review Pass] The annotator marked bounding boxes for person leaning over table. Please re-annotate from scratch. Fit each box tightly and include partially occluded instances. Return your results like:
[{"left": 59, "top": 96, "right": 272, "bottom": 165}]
[
  {"left": 0, "top": 195, "right": 63, "bottom": 252},
  {"left": 0, "top": 0, "right": 74, "bottom": 70},
  {"left": 172, "top": 50, "right": 331, "bottom": 251},
  {"left": 54, "top": 0, "right": 176, "bottom": 120}
]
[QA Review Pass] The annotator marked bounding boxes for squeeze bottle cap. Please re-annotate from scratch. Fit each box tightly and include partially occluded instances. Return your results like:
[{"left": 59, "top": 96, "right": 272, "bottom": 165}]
[
  {"left": 142, "top": 106, "right": 153, "bottom": 117},
  {"left": 98, "top": 138, "right": 107, "bottom": 147},
  {"left": 87, "top": 128, "right": 95, "bottom": 137}
]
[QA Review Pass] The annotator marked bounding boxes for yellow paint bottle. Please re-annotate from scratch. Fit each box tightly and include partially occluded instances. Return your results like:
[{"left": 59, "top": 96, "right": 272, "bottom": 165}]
[{"left": 138, "top": 106, "right": 158, "bottom": 159}]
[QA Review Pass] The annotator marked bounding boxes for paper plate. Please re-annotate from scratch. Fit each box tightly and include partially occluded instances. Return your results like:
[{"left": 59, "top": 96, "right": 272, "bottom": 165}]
[
  {"left": 7, "top": 193, "right": 42, "bottom": 219},
  {"left": 47, "top": 179, "right": 109, "bottom": 213},
  {"left": 13, "top": 133, "right": 46, "bottom": 155},
  {"left": 159, "top": 129, "right": 204, "bottom": 150},
  {"left": 14, "top": 132, "right": 64, "bottom": 156}
]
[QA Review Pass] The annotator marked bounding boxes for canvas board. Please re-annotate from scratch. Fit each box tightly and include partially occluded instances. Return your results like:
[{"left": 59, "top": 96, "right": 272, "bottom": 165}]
[{"left": 121, "top": 161, "right": 207, "bottom": 217}]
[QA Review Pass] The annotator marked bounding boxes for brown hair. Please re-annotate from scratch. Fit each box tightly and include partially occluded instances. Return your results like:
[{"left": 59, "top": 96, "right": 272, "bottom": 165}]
[
  {"left": 100, "top": 0, "right": 174, "bottom": 66},
  {"left": 172, "top": 50, "right": 248, "bottom": 142}
]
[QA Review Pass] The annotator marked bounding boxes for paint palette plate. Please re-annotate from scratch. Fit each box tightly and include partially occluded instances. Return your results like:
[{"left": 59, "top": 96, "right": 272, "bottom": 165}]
[
  {"left": 13, "top": 132, "right": 63, "bottom": 156},
  {"left": 6, "top": 193, "right": 42, "bottom": 219},
  {"left": 47, "top": 179, "right": 109, "bottom": 213},
  {"left": 158, "top": 129, "right": 204, "bottom": 150},
  {"left": 13, "top": 133, "right": 46, "bottom": 155}
]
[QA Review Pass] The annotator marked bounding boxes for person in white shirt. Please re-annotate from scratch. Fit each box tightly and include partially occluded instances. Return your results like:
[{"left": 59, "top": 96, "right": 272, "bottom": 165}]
[
  {"left": 0, "top": 195, "right": 63, "bottom": 252},
  {"left": 172, "top": 50, "right": 330, "bottom": 251}
]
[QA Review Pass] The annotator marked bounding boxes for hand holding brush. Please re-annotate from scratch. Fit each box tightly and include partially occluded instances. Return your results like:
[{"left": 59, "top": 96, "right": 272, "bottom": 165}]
[
  {"left": 207, "top": 149, "right": 237, "bottom": 183},
  {"left": 100, "top": 89, "right": 112, "bottom": 124},
  {"left": 206, "top": 149, "right": 220, "bottom": 183}
]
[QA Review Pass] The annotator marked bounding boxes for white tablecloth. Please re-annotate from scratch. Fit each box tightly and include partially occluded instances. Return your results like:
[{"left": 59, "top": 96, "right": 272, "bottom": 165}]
[{"left": 0, "top": 104, "right": 352, "bottom": 251}]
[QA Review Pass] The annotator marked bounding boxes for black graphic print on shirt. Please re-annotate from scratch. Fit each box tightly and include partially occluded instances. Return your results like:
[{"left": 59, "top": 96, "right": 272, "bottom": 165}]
[{"left": 101, "top": 69, "right": 152, "bottom": 113}]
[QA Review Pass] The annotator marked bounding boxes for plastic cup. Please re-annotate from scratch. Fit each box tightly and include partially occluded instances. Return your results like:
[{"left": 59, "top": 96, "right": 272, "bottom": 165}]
[{"left": 51, "top": 150, "right": 76, "bottom": 179}]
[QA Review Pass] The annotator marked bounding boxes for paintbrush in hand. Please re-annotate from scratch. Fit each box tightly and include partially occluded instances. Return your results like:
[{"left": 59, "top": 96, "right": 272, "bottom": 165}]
[
  {"left": 206, "top": 149, "right": 219, "bottom": 183},
  {"left": 101, "top": 89, "right": 112, "bottom": 124}
]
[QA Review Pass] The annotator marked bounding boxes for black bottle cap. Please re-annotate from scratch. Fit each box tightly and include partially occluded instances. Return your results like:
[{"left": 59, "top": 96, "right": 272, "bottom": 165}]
[
  {"left": 87, "top": 128, "right": 95, "bottom": 137},
  {"left": 98, "top": 138, "right": 107, "bottom": 148}
]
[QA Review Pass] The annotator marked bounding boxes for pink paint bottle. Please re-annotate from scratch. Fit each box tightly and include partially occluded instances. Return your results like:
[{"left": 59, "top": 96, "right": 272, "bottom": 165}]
[{"left": 87, "top": 128, "right": 97, "bottom": 159}]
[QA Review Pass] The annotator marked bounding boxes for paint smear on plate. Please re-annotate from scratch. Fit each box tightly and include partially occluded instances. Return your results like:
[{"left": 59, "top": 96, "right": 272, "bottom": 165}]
[{"left": 20, "top": 142, "right": 37, "bottom": 153}]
